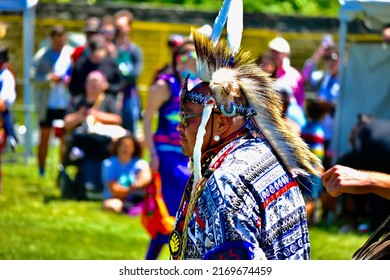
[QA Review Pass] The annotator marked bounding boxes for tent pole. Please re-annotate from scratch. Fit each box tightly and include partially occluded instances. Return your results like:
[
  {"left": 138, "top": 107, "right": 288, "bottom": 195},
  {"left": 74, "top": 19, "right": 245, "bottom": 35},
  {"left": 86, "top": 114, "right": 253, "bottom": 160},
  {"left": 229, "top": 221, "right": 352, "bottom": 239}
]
[
  {"left": 22, "top": 6, "right": 36, "bottom": 164},
  {"left": 332, "top": 16, "right": 348, "bottom": 164}
]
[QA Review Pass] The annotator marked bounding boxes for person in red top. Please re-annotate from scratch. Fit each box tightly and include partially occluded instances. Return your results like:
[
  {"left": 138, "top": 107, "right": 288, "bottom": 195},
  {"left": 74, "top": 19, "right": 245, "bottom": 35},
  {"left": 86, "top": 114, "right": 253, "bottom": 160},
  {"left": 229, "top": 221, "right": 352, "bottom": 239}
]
[{"left": 268, "top": 36, "right": 306, "bottom": 109}]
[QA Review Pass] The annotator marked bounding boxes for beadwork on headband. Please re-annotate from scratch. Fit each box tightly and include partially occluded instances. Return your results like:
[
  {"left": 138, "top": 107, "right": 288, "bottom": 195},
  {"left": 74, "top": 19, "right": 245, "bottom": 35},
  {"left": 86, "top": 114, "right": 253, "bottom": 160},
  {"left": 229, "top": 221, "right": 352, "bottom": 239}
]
[{"left": 180, "top": 76, "right": 256, "bottom": 119}]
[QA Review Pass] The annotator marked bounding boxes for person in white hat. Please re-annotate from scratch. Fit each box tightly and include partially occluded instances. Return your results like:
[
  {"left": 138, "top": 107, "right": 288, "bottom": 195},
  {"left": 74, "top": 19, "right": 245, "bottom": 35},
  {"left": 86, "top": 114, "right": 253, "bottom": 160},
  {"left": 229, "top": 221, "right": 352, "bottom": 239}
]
[
  {"left": 268, "top": 36, "right": 306, "bottom": 110},
  {"left": 268, "top": 37, "right": 290, "bottom": 54}
]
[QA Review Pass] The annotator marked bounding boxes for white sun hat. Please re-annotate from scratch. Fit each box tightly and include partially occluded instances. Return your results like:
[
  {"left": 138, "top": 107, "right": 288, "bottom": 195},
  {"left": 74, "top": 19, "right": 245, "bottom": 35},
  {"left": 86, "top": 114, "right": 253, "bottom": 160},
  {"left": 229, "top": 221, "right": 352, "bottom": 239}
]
[{"left": 268, "top": 37, "right": 290, "bottom": 54}]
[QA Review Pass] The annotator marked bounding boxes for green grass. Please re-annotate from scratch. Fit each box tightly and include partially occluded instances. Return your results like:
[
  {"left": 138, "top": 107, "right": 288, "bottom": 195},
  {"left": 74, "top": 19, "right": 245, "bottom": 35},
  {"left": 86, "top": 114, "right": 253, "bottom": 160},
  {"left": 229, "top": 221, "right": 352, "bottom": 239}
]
[
  {"left": 0, "top": 145, "right": 370, "bottom": 260},
  {"left": 0, "top": 146, "right": 170, "bottom": 260}
]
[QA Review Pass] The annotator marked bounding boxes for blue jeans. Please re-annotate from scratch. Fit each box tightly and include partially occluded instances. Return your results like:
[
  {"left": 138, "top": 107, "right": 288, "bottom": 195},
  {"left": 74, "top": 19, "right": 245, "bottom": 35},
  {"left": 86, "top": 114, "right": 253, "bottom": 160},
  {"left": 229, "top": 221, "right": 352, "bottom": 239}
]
[{"left": 121, "top": 86, "right": 141, "bottom": 134}]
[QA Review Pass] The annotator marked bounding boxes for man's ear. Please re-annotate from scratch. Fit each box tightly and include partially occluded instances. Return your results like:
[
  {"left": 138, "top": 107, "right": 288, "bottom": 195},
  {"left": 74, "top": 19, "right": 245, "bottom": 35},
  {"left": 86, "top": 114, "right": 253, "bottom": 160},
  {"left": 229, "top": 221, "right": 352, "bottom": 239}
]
[{"left": 216, "top": 114, "right": 231, "bottom": 136}]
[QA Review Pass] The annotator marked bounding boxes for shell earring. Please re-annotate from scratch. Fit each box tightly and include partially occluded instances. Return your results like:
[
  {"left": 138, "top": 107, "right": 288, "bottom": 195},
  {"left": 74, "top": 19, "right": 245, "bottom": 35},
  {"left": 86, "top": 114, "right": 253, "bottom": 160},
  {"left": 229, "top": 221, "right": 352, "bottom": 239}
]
[
  {"left": 220, "top": 102, "right": 237, "bottom": 117},
  {"left": 213, "top": 135, "right": 220, "bottom": 142}
]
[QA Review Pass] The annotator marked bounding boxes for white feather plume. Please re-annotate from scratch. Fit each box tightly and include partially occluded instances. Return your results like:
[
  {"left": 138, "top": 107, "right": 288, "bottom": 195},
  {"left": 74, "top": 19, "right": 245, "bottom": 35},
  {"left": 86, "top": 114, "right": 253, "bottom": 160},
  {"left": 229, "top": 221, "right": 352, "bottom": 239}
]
[
  {"left": 227, "top": 0, "right": 243, "bottom": 54},
  {"left": 210, "top": 0, "right": 232, "bottom": 45}
]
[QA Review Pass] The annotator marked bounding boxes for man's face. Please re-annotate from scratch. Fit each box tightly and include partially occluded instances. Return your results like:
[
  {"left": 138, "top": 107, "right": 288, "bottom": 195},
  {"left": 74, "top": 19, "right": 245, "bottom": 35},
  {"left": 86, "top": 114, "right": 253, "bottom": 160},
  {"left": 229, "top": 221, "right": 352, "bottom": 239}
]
[
  {"left": 85, "top": 76, "right": 108, "bottom": 97},
  {"left": 115, "top": 16, "right": 130, "bottom": 36},
  {"left": 101, "top": 24, "right": 116, "bottom": 41},
  {"left": 89, "top": 48, "right": 107, "bottom": 63},
  {"left": 177, "top": 83, "right": 213, "bottom": 158},
  {"left": 382, "top": 27, "right": 390, "bottom": 43},
  {"left": 270, "top": 49, "right": 284, "bottom": 68},
  {"left": 176, "top": 48, "right": 197, "bottom": 76},
  {"left": 51, "top": 33, "right": 67, "bottom": 51}
]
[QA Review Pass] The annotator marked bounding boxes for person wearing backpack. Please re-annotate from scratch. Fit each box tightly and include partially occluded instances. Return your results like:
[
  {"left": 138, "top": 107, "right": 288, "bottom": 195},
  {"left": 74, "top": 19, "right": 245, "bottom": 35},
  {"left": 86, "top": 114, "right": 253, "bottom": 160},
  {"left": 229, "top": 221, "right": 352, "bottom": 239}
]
[{"left": 113, "top": 10, "right": 143, "bottom": 135}]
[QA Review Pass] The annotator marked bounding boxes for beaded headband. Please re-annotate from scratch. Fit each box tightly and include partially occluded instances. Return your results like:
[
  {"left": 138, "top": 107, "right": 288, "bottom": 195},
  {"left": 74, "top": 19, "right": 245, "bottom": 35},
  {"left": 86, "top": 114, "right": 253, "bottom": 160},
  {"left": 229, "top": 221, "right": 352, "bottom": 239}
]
[{"left": 180, "top": 76, "right": 256, "bottom": 120}]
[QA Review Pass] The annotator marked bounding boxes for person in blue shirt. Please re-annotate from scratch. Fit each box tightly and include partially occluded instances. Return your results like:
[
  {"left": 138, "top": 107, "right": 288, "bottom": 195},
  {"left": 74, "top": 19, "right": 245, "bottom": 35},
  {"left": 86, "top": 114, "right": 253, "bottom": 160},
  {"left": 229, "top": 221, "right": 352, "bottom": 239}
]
[{"left": 101, "top": 134, "right": 152, "bottom": 214}]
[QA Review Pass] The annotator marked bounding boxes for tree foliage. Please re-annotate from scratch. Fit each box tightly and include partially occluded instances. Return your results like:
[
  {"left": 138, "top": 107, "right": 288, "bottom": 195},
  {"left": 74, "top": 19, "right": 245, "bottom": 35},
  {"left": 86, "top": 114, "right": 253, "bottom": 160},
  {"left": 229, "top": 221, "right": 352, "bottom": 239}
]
[{"left": 40, "top": 0, "right": 340, "bottom": 17}]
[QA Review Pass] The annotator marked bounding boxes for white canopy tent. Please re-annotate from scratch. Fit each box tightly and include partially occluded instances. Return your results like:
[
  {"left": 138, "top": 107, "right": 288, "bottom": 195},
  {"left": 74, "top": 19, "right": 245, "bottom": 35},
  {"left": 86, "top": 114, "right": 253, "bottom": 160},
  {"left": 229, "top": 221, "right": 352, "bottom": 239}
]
[
  {"left": 0, "top": 0, "right": 39, "bottom": 162},
  {"left": 334, "top": 0, "right": 390, "bottom": 160}
]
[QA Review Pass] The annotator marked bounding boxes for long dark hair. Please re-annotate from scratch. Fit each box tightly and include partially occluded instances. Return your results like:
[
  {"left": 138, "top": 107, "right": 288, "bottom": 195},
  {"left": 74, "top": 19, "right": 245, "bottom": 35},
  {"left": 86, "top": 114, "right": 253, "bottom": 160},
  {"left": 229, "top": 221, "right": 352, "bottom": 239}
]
[
  {"left": 151, "top": 38, "right": 194, "bottom": 84},
  {"left": 0, "top": 45, "right": 9, "bottom": 64},
  {"left": 172, "top": 38, "right": 195, "bottom": 82},
  {"left": 112, "top": 134, "right": 143, "bottom": 159}
]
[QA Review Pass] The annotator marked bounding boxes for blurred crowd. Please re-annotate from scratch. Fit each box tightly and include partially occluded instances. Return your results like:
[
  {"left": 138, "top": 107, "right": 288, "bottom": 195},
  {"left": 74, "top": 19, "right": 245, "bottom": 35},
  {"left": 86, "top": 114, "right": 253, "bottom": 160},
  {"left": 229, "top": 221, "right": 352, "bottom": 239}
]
[{"left": 255, "top": 28, "right": 390, "bottom": 235}]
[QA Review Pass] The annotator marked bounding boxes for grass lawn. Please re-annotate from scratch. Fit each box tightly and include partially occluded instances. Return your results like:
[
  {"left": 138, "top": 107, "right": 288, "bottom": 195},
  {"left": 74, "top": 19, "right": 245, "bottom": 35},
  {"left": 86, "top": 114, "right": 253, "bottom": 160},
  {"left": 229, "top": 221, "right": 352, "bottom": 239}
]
[{"left": 0, "top": 145, "right": 370, "bottom": 260}]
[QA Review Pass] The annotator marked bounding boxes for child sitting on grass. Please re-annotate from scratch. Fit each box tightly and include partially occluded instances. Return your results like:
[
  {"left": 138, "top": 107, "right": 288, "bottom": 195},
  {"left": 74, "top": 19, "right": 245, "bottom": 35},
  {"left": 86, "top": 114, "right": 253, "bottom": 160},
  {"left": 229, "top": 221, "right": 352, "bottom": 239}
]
[{"left": 101, "top": 134, "right": 152, "bottom": 215}]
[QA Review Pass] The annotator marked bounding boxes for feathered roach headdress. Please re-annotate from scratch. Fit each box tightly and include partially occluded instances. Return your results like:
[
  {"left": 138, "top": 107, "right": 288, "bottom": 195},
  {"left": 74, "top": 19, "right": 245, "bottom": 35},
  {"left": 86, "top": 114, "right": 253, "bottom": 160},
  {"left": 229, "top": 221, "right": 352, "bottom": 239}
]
[{"left": 181, "top": 32, "right": 322, "bottom": 185}]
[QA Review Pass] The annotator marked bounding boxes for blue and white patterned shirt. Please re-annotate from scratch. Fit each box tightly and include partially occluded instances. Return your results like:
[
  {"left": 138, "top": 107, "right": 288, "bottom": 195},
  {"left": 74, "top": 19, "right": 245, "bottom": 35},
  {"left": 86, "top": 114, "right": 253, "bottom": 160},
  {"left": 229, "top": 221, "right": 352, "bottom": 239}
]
[{"left": 173, "top": 136, "right": 310, "bottom": 260}]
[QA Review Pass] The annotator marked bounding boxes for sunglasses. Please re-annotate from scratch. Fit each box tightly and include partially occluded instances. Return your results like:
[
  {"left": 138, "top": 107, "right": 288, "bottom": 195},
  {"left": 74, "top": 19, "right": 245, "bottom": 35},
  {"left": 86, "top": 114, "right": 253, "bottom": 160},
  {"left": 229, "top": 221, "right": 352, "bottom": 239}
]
[
  {"left": 176, "top": 50, "right": 197, "bottom": 63},
  {"left": 100, "top": 29, "right": 116, "bottom": 35},
  {"left": 178, "top": 111, "right": 203, "bottom": 127}
]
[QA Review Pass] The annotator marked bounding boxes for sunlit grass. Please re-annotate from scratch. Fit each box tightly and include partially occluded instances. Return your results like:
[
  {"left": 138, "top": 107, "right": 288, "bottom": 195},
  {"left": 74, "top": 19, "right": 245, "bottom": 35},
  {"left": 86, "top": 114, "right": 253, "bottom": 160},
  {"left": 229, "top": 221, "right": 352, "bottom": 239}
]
[{"left": 0, "top": 146, "right": 369, "bottom": 260}]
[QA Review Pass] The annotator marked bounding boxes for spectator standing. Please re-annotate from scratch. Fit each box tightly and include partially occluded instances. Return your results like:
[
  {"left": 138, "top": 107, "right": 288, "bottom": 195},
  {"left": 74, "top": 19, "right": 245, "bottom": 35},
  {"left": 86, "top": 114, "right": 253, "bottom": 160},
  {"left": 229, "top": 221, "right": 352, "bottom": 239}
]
[
  {"left": 268, "top": 36, "right": 306, "bottom": 108},
  {"left": 99, "top": 15, "right": 118, "bottom": 58},
  {"left": 0, "top": 45, "right": 17, "bottom": 193},
  {"left": 69, "top": 34, "right": 122, "bottom": 99},
  {"left": 71, "top": 17, "right": 101, "bottom": 64},
  {"left": 266, "top": 38, "right": 307, "bottom": 130},
  {"left": 256, "top": 51, "right": 276, "bottom": 78},
  {"left": 302, "top": 36, "right": 339, "bottom": 169},
  {"left": 30, "top": 25, "right": 73, "bottom": 177},
  {"left": 114, "top": 9, "right": 143, "bottom": 134}
]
